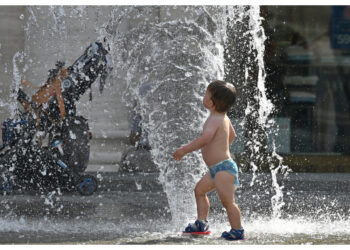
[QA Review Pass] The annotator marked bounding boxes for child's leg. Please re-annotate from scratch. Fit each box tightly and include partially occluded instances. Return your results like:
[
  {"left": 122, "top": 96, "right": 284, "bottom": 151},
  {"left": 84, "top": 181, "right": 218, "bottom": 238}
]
[
  {"left": 214, "top": 171, "right": 242, "bottom": 230},
  {"left": 194, "top": 172, "right": 215, "bottom": 221}
]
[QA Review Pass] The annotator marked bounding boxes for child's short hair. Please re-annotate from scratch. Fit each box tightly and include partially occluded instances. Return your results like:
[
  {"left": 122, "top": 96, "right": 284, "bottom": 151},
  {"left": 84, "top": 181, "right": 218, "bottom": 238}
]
[{"left": 207, "top": 80, "right": 237, "bottom": 113}]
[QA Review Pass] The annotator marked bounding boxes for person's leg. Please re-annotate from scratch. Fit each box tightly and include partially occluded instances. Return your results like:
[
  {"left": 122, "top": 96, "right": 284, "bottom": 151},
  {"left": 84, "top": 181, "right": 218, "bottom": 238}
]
[
  {"left": 194, "top": 172, "right": 215, "bottom": 221},
  {"left": 214, "top": 171, "right": 242, "bottom": 230}
]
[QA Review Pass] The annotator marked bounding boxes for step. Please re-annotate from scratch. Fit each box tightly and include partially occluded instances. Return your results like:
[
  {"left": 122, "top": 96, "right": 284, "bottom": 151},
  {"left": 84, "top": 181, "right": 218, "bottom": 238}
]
[{"left": 90, "top": 172, "right": 163, "bottom": 193}]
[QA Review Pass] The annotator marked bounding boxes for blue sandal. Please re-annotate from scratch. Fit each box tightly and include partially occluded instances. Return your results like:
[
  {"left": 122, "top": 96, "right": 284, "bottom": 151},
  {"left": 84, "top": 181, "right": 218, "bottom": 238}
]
[
  {"left": 221, "top": 228, "right": 246, "bottom": 241},
  {"left": 184, "top": 219, "right": 209, "bottom": 232}
]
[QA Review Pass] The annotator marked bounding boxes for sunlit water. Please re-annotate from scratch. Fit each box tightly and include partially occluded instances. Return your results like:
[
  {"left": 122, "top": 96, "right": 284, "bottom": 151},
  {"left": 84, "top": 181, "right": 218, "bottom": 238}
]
[
  {"left": 1, "top": 214, "right": 349, "bottom": 244},
  {"left": 0, "top": 6, "right": 349, "bottom": 244},
  {"left": 107, "top": 6, "right": 229, "bottom": 229}
]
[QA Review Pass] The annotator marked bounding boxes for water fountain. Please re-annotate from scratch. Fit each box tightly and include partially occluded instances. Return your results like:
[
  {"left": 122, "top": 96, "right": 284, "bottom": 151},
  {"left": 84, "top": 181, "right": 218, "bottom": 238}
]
[
  {"left": 0, "top": 5, "right": 349, "bottom": 244},
  {"left": 106, "top": 6, "right": 230, "bottom": 229}
]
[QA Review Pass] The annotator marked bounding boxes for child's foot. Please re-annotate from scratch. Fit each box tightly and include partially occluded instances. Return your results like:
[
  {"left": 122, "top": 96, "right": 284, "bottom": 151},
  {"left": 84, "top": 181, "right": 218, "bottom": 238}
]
[
  {"left": 221, "top": 228, "right": 246, "bottom": 241},
  {"left": 184, "top": 219, "right": 209, "bottom": 232}
]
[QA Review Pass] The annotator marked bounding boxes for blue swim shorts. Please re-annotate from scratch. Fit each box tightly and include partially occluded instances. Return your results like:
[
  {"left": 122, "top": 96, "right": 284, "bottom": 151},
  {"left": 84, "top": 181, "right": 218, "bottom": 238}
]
[{"left": 209, "top": 159, "right": 239, "bottom": 187}]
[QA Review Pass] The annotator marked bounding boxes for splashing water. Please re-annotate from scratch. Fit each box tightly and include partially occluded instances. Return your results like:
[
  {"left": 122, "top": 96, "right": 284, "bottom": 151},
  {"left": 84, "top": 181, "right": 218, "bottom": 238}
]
[
  {"left": 0, "top": 5, "right": 349, "bottom": 244},
  {"left": 226, "top": 6, "right": 290, "bottom": 219},
  {"left": 9, "top": 52, "right": 25, "bottom": 118},
  {"left": 104, "top": 5, "right": 291, "bottom": 226},
  {"left": 105, "top": 6, "right": 230, "bottom": 229},
  {"left": 9, "top": 5, "right": 289, "bottom": 227},
  {"left": 245, "top": 6, "right": 290, "bottom": 218}
]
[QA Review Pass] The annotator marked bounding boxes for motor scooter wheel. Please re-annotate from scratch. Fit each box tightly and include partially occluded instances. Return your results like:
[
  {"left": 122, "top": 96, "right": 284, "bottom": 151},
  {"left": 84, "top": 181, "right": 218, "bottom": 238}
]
[
  {"left": 0, "top": 180, "right": 11, "bottom": 195},
  {"left": 77, "top": 175, "right": 98, "bottom": 195}
]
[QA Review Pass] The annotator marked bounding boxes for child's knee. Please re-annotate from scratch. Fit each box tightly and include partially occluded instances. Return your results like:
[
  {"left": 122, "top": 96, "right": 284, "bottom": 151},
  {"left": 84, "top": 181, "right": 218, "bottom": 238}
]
[
  {"left": 194, "top": 185, "right": 205, "bottom": 197},
  {"left": 221, "top": 199, "right": 235, "bottom": 209}
]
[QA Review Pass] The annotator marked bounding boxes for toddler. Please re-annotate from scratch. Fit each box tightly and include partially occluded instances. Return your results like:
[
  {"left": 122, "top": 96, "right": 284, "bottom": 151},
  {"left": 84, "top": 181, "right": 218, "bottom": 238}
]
[{"left": 174, "top": 80, "right": 245, "bottom": 241}]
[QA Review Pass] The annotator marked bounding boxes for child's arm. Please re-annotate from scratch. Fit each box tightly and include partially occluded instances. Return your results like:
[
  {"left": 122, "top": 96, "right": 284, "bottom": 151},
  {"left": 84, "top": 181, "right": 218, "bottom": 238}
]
[
  {"left": 174, "top": 118, "right": 218, "bottom": 161},
  {"left": 229, "top": 120, "right": 236, "bottom": 145}
]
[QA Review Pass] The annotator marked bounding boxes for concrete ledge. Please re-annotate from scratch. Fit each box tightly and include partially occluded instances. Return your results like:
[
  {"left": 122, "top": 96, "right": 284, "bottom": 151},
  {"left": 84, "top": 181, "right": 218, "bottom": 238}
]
[
  {"left": 88, "top": 152, "right": 122, "bottom": 166},
  {"left": 95, "top": 172, "right": 163, "bottom": 193},
  {"left": 280, "top": 154, "right": 350, "bottom": 172},
  {"left": 234, "top": 154, "right": 350, "bottom": 173},
  {"left": 86, "top": 164, "right": 120, "bottom": 172}
]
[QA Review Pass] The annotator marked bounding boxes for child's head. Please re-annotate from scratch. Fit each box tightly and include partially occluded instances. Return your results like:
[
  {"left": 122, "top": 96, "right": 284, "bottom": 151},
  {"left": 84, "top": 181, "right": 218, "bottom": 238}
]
[{"left": 206, "top": 80, "right": 237, "bottom": 113}]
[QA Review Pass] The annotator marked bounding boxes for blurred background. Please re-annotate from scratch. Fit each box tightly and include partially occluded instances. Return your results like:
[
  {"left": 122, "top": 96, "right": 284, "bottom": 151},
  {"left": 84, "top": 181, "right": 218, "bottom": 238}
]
[
  {"left": 1, "top": 6, "right": 350, "bottom": 173},
  {"left": 231, "top": 6, "right": 350, "bottom": 173},
  {"left": 263, "top": 6, "right": 350, "bottom": 172}
]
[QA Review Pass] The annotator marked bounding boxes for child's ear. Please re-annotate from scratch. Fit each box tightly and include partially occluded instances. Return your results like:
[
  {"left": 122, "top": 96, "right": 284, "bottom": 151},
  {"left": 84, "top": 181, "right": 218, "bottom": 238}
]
[{"left": 209, "top": 99, "right": 215, "bottom": 108}]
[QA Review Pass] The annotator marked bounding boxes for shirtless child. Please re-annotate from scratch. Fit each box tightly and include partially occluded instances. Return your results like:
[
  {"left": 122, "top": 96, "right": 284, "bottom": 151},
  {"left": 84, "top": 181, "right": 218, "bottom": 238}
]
[{"left": 174, "top": 80, "right": 245, "bottom": 241}]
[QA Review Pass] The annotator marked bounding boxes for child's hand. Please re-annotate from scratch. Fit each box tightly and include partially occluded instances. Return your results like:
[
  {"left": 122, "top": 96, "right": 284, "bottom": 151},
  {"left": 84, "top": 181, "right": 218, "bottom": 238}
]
[{"left": 174, "top": 147, "right": 186, "bottom": 161}]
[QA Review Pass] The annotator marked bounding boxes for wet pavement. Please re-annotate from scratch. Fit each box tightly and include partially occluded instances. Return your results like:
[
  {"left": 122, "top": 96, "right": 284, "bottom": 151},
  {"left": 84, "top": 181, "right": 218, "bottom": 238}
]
[{"left": 0, "top": 172, "right": 349, "bottom": 244}]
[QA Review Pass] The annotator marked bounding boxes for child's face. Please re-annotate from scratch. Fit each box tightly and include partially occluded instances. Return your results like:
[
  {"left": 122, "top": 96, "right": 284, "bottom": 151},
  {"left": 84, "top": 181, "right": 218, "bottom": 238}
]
[{"left": 203, "top": 89, "right": 214, "bottom": 110}]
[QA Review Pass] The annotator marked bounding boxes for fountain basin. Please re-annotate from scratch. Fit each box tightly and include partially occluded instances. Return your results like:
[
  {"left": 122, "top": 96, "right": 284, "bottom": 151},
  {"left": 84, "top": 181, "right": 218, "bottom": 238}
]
[{"left": 0, "top": 171, "right": 348, "bottom": 244}]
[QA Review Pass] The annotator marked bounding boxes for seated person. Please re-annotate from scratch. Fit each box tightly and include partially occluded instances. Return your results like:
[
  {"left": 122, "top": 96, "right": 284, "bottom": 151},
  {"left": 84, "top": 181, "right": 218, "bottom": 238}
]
[{"left": 120, "top": 82, "right": 158, "bottom": 173}]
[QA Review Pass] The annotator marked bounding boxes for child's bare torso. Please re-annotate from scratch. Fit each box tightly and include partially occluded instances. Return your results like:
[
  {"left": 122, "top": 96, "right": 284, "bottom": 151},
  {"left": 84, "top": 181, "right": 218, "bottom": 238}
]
[{"left": 201, "top": 114, "right": 232, "bottom": 167}]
